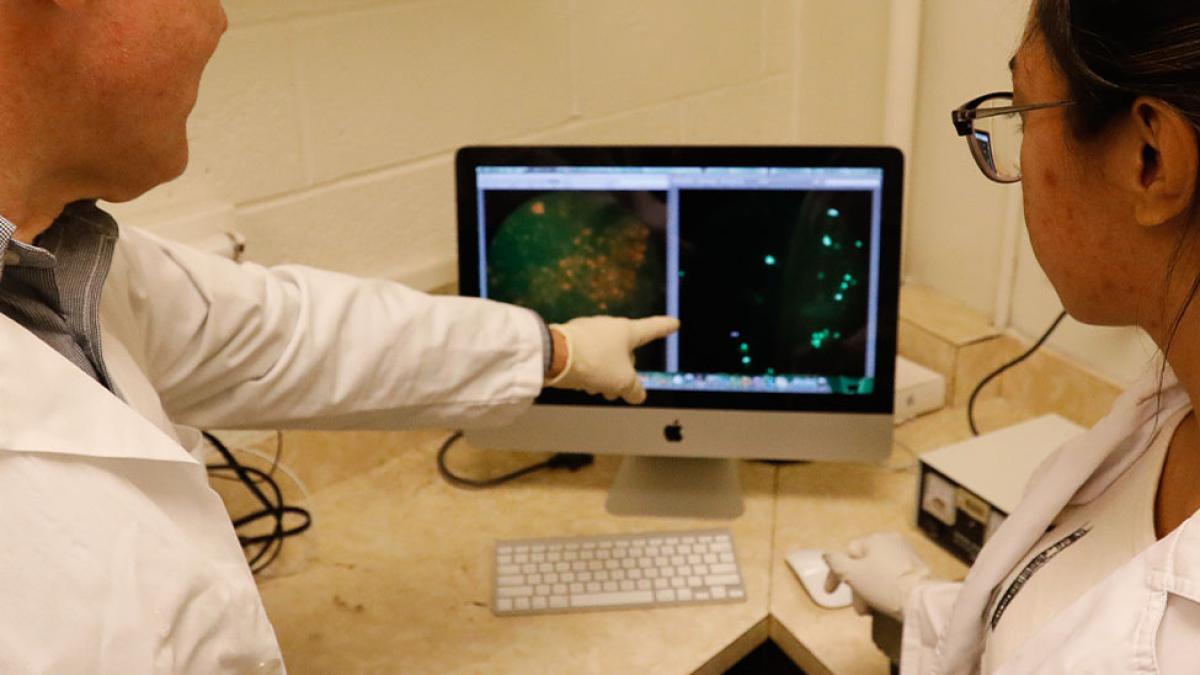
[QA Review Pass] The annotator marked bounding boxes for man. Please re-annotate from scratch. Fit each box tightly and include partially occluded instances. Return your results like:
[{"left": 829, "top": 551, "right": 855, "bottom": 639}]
[{"left": 0, "top": 2, "right": 676, "bottom": 671}]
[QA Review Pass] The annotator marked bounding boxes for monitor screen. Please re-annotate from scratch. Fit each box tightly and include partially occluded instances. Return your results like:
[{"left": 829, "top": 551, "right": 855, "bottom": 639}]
[{"left": 457, "top": 147, "right": 901, "bottom": 416}]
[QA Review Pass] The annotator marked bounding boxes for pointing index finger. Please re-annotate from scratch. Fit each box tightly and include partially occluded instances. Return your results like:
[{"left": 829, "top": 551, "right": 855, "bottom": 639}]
[{"left": 629, "top": 316, "right": 680, "bottom": 348}]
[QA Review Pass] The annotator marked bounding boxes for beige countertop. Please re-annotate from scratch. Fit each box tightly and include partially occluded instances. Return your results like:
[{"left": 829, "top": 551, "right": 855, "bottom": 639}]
[{"left": 238, "top": 400, "right": 1038, "bottom": 674}]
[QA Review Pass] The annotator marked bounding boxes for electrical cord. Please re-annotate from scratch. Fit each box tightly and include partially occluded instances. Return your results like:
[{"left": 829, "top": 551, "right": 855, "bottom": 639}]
[
  {"left": 967, "top": 310, "right": 1068, "bottom": 436},
  {"left": 204, "top": 431, "right": 312, "bottom": 574},
  {"left": 436, "top": 431, "right": 594, "bottom": 489}
]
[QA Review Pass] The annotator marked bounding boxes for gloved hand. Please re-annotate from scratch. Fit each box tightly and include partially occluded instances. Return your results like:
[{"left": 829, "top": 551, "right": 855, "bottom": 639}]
[
  {"left": 823, "top": 532, "right": 931, "bottom": 620},
  {"left": 546, "top": 316, "right": 680, "bottom": 404}
]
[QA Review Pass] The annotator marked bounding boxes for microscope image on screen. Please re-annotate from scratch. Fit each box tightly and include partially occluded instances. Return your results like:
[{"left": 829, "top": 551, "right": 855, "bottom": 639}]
[
  {"left": 484, "top": 190, "right": 669, "bottom": 371},
  {"left": 676, "top": 189, "right": 874, "bottom": 385}
]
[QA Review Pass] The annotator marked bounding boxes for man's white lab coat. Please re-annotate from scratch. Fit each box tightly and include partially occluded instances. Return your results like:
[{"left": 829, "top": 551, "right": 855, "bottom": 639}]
[
  {"left": 901, "top": 368, "right": 1200, "bottom": 674},
  {"left": 0, "top": 226, "right": 545, "bottom": 673}
]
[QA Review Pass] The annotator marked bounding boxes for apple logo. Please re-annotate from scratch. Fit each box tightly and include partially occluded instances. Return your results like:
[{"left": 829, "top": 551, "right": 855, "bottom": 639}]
[{"left": 663, "top": 420, "right": 683, "bottom": 443}]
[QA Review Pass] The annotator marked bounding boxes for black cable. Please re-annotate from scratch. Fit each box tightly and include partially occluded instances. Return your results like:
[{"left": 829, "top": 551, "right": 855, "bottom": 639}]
[
  {"left": 436, "top": 431, "right": 594, "bottom": 489},
  {"left": 967, "top": 310, "right": 1068, "bottom": 436},
  {"left": 203, "top": 431, "right": 312, "bottom": 574}
]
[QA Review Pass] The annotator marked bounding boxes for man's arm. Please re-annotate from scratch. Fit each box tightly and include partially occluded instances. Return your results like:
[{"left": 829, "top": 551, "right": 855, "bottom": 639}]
[{"left": 109, "top": 226, "right": 545, "bottom": 430}]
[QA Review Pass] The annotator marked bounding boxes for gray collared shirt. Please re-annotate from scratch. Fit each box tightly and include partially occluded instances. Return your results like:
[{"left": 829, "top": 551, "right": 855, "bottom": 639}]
[{"left": 0, "top": 201, "right": 119, "bottom": 392}]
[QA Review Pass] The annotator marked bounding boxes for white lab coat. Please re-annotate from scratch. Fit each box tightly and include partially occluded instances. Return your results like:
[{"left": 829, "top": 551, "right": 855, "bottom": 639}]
[
  {"left": 0, "top": 226, "right": 545, "bottom": 673},
  {"left": 901, "top": 367, "right": 1200, "bottom": 674}
]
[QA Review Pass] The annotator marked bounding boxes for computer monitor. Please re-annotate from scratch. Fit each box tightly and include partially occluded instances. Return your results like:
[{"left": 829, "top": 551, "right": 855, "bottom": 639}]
[{"left": 456, "top": 146, "right": 903, "bottom": 517}]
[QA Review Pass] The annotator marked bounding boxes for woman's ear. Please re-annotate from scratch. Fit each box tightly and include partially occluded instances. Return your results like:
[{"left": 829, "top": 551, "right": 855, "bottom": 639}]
[{"left": 1128, "top": 97, "right": 1199, "bottom": 228}]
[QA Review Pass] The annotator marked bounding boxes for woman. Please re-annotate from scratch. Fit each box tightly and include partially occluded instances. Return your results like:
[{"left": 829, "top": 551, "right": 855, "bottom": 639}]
[{"left": 827, "top": 1, "right": 1200, "bottom": 673}]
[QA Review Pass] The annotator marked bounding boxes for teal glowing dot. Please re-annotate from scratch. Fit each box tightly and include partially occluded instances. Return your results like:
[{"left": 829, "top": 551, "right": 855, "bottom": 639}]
[
  {"left": 817, "top": 272, "right": 826, "bottom": 280},
  {"left": 844, "top": 273, "right": 853, "bottom": 281},
  {"left": 835, "top": 293, "right": 845, "bottom": 301},
  {"left": 855, "top": 240, "right": 864, "bottom": 249},
  {"left": 740, "top": 343, "right": 750, "bottom": 353},
  {"left": 764, "top": 255, "right": 777, "bottom": 266},
  {"left": 822, "top": 235, "right": 834, "bottom": 247},
  {"left": 840, "top": 282, "right": 849, "bottom": 290},
  {"left": 678, "top": 270, "right": 686, "bottom": 278},
  {"left": 827, "top": 208, "right": 841, "bottom": 218},
  {"left": 767, "top": 368, "right": 776, "bottom": 376},
  {"left": 834, "top": 331, "right": 842, "bottom": 339},
  {"left": 742, "top": 356, "right": 752, "bottom": 365}
]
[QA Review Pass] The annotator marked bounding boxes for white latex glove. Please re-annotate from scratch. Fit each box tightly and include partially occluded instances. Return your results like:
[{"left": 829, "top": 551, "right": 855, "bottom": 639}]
[
  {"left": 546, "top": 316, "right": 680, "bottom": 404},
  {"left": 823, "top": 532, "right": 931, "bottom": 620}
]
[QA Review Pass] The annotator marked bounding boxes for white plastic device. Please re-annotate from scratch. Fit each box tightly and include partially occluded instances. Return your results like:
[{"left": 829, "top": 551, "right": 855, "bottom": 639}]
[
  {"left": 894, "top": 356, "right": 947, "bottom": 423},
  {"left": 493, "top": 529, "right": 747, "bottom": 615},
  {"left": 786, "top": 548, "right": 853, "bottom": 609}
]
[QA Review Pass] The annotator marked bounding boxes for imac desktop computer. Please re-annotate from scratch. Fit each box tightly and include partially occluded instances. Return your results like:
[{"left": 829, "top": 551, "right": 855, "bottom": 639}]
[{"left": 455, "top": 146, "right": 903, "bottom": 518}]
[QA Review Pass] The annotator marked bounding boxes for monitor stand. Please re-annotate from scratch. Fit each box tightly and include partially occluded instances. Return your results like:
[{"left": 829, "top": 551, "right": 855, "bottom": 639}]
[{"left": 605, "top": 456, "right": 744, "bottom": 519}]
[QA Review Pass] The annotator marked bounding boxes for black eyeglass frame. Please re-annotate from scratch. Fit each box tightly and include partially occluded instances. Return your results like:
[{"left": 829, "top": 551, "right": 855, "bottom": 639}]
[{"left": 952, "top": 91, "right": 1074, "bottom": 183}]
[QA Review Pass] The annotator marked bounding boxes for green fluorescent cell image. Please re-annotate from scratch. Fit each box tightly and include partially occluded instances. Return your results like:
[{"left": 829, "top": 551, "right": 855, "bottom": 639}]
[{"left": 487, "top": 191, "right": 667, "bottom": 325}]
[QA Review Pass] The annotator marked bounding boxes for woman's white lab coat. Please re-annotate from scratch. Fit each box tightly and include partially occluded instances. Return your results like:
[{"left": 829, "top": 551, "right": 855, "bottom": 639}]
[
  {"left": 0, "top": 226, "right": 545, "bottom": 673},
  {"left": 901, "top": 368, "right": 1200, "bottom": 674}
]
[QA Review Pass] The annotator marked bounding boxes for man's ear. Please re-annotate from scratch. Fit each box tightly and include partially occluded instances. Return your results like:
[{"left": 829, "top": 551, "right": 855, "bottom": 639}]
[{"left": 1128, "top": 97, "right": 1199, "bottom": 228}]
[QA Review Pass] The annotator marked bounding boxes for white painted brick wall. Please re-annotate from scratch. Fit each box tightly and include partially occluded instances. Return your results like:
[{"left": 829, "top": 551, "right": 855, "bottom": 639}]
[{"left": 116, "top": 0, "right": 891, "bottom": 291}]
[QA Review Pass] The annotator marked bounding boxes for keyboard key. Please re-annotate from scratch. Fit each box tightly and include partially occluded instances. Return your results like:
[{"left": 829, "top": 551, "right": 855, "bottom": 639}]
[
  {"left": 603, "top": 581, "right": 618, "bottom": 592},
  {"left": 687, "top": 554, "right": 701, "bottom": 565},
  {"left": 497, "top": 598, "right": 513, "bottom": 612},
  {"left": 538, "top": 563, "right": 553, "bottom": 573},
  {"left": 695, "top": 592, "right": 710, "bottom": 601},
  {"left": 711, "top": 586, "right": 728, "bottom": 599},
  {"left": 679, "top": 565, "right": 692, "bottom": 576},
  {"left": 535, "top": 585, "right": 550, "bottom": 596},
  {"left": 545, "top": 573, "right": 558, "bottom": 583},
  {"left": 549, "top": 596, "right": 568, "bottom": 609},
  {"left": 498, "top": 565, "right": 520, "bottom": 576},
  {"left": 730, "top": 589, "right": 745, "bottom": 599},
  {"left": 619, "top": 580, "right": 635, "bottom": 591},
  {"left": 562, "top": 572, "right": 575, "bottom": 582},
  {"left": 710, "top": 563, "right": 737, "bottom": 575},
  {"left": 497, "top": 586, "right": 534, "bottom": 598},
  {"left": 497, "top": 575, "right": 524, "bottom": 587},
  {"left": 578, "top": 572, "right": 592, "bottom": 582},
  {"left": 571, "top": 590, "right": 654, "bottom": 608},
  {"left": 637, "top": 579, "right": 652, "bottom": 591},
  {"left": 499, "top": 555, "right": 513, "bottom": 565},
  {"left": 678, "top": 544, "right": 692, "bottom": 554},
  {"left": 670, "top": 577, "right": 685, "bottom": 588},
  {"left": 514, "top": 554, "right": 529, "bottom": 564},
  {"left": 628, "top": 569, "right": 642, "bottom": 580},
  {"left": 569, "top": 583, "right": 584, "bottom": 594},
  {"left": 677, "top": 588, "right": 693, "bottom": 601},
  {"left": 705, "top": 574, "right": 741, "bottom": 586},
  {"left": 604, "top": 560, "right": 620, "bottom": 570},
  {"left": 695, "top": 565, "right": 708, "bottom": 576},
  {"left": 521, "top": 564, "right": 536, "bottom": 574},
  {"left": 595, "top": 571, "right": 609, "bottom": 581},
  {"left": 528, "top": 574, "right": 542, "bottom": 584},
  {"left": 719, "top": 553, "right": 735, "bottom": 563},
  {"left": 687, "top": 576, "right": 703, "bottom": 588},
  {"left": 553, "top": 584, "right": 567, "bottom": 595},
  {"left": 621, "top": 559, "right": 636, "bottom": 569},
  {"left": 531, "top": 553, "right": 545, "bottom": 563},
  {"left": 547, "top": 552, "right": 561, "bottom": 562},
  {"left": 586, "top": 582, "right": 601, "bottom": 593},
  {"left": 555, "top": 562, "right": 569, "bottom": 572},
  {"left": 612, "top": 570, "right": 625, "bottom": 581},
  {"left": 532, "top": 597, "right": 547, "bottom": 610},
  {"left": 703, "top": 553, "right": 718, "bottom": 564},
  {"left": 656, "top": 589, "right": 676, "bottom": 602},
  {"left": 711, "top": 542, "right": 732, "bottom": 553},
  {"left": 515, "top": 598, "right": 531, "bottom": 611}
]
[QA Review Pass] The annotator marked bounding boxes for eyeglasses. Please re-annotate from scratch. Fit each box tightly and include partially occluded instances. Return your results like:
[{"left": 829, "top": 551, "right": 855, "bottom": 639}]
[{"left": 951, "top": 92, "right": 1074, "bottom": 183}]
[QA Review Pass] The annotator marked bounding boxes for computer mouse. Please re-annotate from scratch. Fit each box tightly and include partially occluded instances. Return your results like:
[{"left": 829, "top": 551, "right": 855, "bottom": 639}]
[{"left": 785, "top": 548, "right": 853, "bottom": 609}]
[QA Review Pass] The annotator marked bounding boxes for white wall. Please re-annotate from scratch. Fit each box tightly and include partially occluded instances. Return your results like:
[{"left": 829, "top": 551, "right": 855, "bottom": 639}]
[{"left": 111, "top": 0, "right": 888, "bottom": 290}]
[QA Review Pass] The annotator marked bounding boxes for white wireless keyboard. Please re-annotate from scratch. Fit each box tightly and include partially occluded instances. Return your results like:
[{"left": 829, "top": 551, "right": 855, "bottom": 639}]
[{"left": 493, "top": 528, "right": 746, "bottom": 615}]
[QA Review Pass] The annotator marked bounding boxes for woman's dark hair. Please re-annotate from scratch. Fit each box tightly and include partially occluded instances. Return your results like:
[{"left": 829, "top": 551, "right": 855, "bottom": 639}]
[{"left": 1033, "top": 0, "right": 1200, "bottom": 363}]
